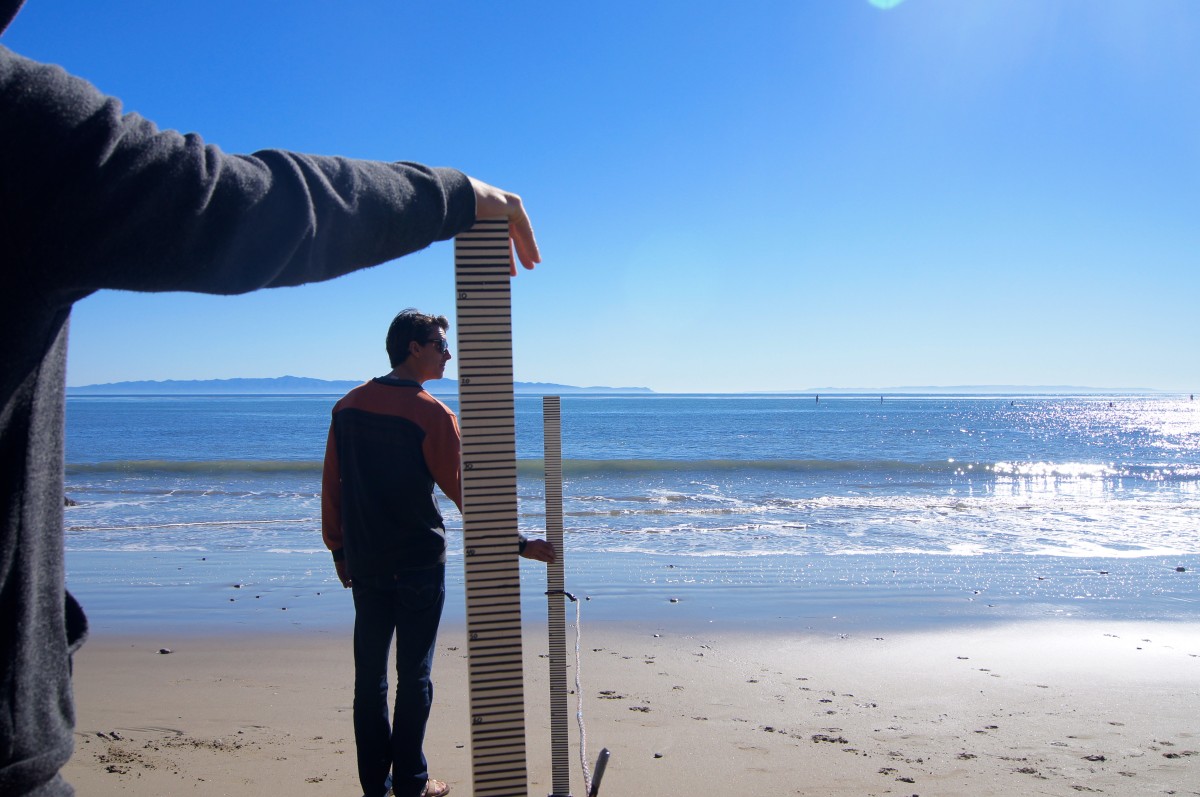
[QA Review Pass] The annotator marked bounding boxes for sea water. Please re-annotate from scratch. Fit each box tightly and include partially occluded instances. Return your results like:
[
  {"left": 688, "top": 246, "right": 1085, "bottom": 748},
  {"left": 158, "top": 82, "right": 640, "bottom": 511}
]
[{"left": 63, "top": 393, "right": 1200, "bottom": 635}]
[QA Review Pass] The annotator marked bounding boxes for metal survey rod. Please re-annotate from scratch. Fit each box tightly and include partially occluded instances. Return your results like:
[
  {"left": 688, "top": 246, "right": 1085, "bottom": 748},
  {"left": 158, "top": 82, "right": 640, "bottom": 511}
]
[{"left": 543, "top": 396, "right": 570, "bottom": 797}]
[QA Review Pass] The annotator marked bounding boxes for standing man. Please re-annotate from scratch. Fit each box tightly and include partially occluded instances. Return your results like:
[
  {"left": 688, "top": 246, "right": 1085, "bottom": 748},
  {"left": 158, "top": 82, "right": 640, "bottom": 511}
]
[
  {"left": 0, "top": 3, "right": 542, "bottom": 794},
  {"left": 322, "top": 310, "right": 554, "bottom": 797}
]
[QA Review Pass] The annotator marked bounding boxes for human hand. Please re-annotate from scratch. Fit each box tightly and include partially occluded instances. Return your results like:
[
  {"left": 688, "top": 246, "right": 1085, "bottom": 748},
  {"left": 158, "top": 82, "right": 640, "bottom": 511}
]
[
  {"left": 468, "top": 176, "right": 541, "bottom": 276},
  {"left": 519, "top": 538, "right": 556, "bottom": 564},
  {"left": 335, "top": 560, "right": 352, "bottom": 588}
]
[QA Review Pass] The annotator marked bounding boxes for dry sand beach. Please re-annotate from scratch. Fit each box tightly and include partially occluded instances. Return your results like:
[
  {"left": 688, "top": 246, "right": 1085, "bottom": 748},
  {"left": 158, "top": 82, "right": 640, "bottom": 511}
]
[{"left": 63, "top": 620, "right": 1199, "bottom": 796}]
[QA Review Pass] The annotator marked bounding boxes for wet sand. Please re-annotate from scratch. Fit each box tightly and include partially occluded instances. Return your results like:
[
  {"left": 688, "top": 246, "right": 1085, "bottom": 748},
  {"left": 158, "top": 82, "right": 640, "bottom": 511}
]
[{"left": 63, "top": 619, "right": 1200, "bottom": 796}]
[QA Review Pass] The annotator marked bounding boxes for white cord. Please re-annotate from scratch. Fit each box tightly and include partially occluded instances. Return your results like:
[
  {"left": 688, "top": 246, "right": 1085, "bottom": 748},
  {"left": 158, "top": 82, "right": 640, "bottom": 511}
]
[{"left": 574, "top": 597, "right": 592, "bottom": 796}]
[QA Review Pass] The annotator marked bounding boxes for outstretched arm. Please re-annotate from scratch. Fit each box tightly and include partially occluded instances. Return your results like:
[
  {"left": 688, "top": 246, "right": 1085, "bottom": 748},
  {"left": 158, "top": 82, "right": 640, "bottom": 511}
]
[{"left": 1, "top": 45, "right": 479, "bottom": 297}]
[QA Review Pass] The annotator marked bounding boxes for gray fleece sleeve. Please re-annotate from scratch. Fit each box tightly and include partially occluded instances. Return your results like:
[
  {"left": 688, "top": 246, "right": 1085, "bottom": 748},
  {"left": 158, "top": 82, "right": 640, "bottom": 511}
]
[{"left": 0, "top": 45, "right": 477, "bottom": 299}]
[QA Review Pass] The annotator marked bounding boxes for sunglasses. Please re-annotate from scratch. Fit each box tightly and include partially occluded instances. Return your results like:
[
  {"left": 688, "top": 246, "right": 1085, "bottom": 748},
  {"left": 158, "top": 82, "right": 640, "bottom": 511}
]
[{"left": 425, "top": 338, "right": 450, "bottom": 354}]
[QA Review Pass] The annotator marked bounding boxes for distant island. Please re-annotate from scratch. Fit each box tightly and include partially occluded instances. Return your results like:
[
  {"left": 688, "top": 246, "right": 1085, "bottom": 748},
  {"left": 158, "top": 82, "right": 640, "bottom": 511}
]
[
  {"left": 65, "top": 378, "right": 1179, "bottom": 397},
  {"left": 66, "top": 375, "right": 655, "bottom": 396}
]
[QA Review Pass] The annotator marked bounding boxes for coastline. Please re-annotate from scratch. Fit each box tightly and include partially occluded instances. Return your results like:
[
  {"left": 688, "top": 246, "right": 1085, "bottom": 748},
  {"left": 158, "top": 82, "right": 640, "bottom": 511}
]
[
  {"left": 64, "top": 619, "right": 1200, "bottom": 796},
  {"left": 56, "top": 393, "right": 1200, "bottom": 793},
  {"left": 65, "top": 547, "right": 1200, "bottom": 638}
]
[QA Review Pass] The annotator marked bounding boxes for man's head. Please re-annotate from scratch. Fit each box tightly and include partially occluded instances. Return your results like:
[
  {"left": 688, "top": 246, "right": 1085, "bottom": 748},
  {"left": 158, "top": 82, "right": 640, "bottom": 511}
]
[{"left": 385, "top": 309, "right": 451, "bottom": 383}]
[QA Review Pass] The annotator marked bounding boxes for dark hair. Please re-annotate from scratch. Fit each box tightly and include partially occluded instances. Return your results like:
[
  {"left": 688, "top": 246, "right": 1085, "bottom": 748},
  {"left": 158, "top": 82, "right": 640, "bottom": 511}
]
[{"left": 386, "top": 309, "right": 449, "bottom": 367}]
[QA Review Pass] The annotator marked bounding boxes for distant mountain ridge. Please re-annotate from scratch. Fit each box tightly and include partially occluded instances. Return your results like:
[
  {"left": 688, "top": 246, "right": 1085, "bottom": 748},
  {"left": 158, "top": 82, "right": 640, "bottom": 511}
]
[
  {"left": 66, "top": 375, "right": 654, "bottom": 395},
  {"left": 800, "top": 385, "right": 1167, "bottom": 395},
  {"left": 65, "top": 378, "right": 1176, "bottom": 397}
]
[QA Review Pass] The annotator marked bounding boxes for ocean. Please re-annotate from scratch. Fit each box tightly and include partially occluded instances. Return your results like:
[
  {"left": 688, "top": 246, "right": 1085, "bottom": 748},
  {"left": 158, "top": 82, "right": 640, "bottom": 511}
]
[{"left": 63, "top": 393, "right": 1200, "bottom": 636}]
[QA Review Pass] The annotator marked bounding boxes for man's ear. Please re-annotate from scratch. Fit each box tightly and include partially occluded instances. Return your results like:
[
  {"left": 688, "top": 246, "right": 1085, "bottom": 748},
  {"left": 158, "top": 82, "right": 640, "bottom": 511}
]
[{"left": 408, "top": 340, "right": 424, "bottom": 360}]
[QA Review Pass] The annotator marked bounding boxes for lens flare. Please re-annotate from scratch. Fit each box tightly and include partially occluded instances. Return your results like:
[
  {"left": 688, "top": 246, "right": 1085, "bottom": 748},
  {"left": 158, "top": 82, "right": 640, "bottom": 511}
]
[{"left": 868, "top": 0, "right": 907, "bottom": 9}]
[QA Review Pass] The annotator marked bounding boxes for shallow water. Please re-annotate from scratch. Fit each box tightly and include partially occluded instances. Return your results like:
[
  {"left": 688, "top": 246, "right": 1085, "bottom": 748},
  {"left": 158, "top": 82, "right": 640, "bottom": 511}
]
[{"left": 63, "top": 393, "right": 1200, "bottom": 635}]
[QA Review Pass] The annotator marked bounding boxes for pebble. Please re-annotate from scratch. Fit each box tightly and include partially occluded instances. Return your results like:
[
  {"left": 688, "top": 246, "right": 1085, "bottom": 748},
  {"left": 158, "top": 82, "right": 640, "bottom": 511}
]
[{"left": 158, "top": 648, "right": 172, "bottom": 655}]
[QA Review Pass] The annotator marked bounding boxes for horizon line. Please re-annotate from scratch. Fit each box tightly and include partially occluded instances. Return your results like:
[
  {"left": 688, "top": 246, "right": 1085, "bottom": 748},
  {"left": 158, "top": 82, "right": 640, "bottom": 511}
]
[{"left": 63, "top": 375, "right": 1194, "bottom": 397}]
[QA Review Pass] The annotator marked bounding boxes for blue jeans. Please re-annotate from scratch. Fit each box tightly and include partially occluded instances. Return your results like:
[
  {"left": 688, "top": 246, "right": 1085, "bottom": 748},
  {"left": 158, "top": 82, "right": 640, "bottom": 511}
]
[{"left": 351, "top": 564, "right": 445, "bottom": 797}]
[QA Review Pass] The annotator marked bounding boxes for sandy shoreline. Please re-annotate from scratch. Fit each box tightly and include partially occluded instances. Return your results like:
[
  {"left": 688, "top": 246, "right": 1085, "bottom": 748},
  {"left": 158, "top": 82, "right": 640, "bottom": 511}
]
[{"left": 63, "top": 620, "right": 1200, "bottom": 796}]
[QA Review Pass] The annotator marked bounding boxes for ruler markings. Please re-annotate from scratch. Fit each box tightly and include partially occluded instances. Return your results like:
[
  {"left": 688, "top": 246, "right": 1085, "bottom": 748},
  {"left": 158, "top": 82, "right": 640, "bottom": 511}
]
[
  {"left": 456, "top": 218, "right": 528, "bottom": 797},
  {"left": 543, "top": 396, "right": 570, "bottom": 797}
]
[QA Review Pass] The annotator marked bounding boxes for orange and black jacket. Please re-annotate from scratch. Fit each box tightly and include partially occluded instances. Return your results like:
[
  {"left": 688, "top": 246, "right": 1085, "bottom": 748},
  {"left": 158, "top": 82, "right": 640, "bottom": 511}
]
[{"left": 322, "top": 377, "right": 463, "bottom": 586}]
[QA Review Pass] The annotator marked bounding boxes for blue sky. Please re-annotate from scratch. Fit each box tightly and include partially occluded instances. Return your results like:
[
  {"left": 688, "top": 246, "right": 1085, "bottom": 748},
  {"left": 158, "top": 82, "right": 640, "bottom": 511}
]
[{"left": 6, "top": 0, "right": 1199, "bottom": 392}]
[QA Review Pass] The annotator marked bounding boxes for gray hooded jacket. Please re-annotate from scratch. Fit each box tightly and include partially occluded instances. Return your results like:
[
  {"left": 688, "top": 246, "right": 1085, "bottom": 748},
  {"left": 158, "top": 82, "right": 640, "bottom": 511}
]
[{"left": 0, "top": 4, "right": 477, "bottom": 792}]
